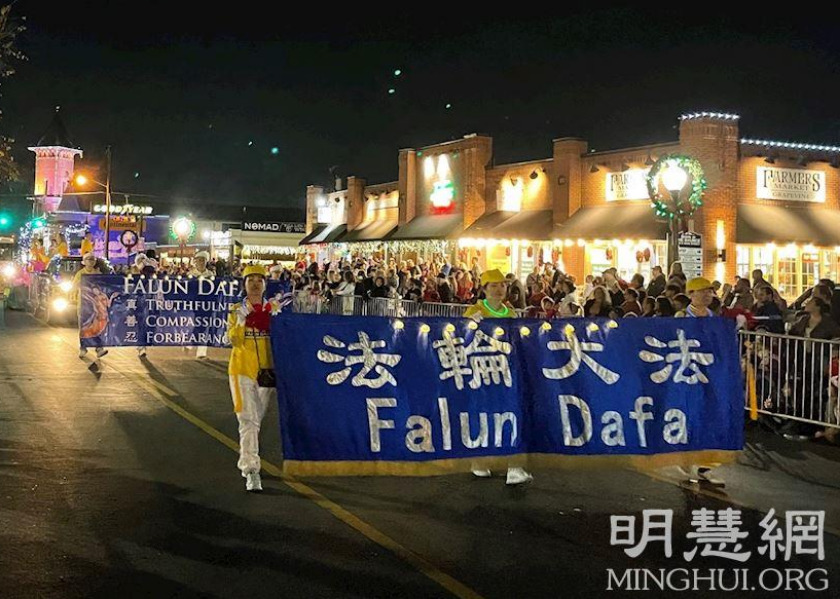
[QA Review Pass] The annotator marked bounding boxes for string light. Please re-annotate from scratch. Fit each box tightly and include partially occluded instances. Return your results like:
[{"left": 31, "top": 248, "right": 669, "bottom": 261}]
[
  {"left": 519, "top": 326, "right": 530, "bottom": 337},
  {"left": 680, "top": 112, "right": 740, "bottom": 121},
  {"left": 393, "top": 319, "right": 405, "bottom": 330},
  {"left": 587, "top": 323, "right": 599, "bottom": 332},
  {"left": 741, "top": 138, "right": 840, "bottom": 153},
  {"left": 607, "top": 320, "right": 618, "bottom": 329},
  {"left": 540, "top": 322, "right": 551, "bottom": 331},
  {"left": 564, "top": 323, "right": 575, "bottom": 337},
  {"left": 467, "top": 321, "right": 479, "bottom": 330},
  {"left": 494, "top": 327, "right": 504, "bottom": 337},
  {"left": 419, "top": 324, "right": 430, "bottom": 334},
  {"left": 444, "top": 323, "right": 456, "bottom": 333}
]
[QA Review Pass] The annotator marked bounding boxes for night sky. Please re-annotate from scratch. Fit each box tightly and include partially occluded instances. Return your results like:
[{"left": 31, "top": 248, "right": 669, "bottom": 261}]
[{"left": 3, "top": 5, "right": 840, "bottom": 210}]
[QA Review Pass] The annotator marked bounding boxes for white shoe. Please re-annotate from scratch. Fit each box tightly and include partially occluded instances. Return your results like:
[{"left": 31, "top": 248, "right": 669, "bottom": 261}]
[
  {"left": 505, "top": 467, "right": 533, "bottom": 486},
  {"left": 471, "top": 469, "right": 492, "bottom": 478},
  {"left": 79, "top": 348, "right": 88, "bottom": 358},
  {"left": 245, "top": 471, "right": 263, "bottom": 492},
  {"left": 95, "top": 347, "right": 108, "bottom": 358},
  {"left": 687, "top": 466, "right": 725, "bottom": 487},
  {"left": 137, "top": 347, "right": 147, "bottom": 358}
]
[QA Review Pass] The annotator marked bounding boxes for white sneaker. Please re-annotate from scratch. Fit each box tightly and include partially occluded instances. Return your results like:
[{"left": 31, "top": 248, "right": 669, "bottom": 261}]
[
  {"left": 688, "top": 466, "right": 725, "bottom": 487},
  {"left": 79, "top": 348, "right": 88, "bottom": 358},
  {"left": 95, "top": 347, "right": 108, "bottom": 358},
  {"left": 471, "top": 469, "right": 492, "bottom": 478},
  {"left": 137, "top": 347, "right": 147, "bottom": 358},
  {"left": 245, "top": 471, "right": 263, "bottom": 492},
  {"left": 505, "top": 467, "right": 533, "bottom": 486}
]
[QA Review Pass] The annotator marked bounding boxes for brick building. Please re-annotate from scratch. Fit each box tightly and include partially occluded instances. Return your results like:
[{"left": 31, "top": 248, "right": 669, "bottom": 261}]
[{"left": 303, "top": 111, "right": 840, "bottom": 300}]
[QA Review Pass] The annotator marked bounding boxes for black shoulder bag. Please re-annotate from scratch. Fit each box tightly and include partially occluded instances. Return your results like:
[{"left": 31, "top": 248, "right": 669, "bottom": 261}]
[{"left": 253, "top": 335, "right": 277, "bottom": 388}]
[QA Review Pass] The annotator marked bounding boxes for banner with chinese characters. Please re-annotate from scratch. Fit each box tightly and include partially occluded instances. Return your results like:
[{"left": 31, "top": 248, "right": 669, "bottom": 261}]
[
  {"left": 271, "top": 314, "right": 743, "bottom": 476},
  {"left": 79, "top": 276, "right": 291, "bottom": 347}
]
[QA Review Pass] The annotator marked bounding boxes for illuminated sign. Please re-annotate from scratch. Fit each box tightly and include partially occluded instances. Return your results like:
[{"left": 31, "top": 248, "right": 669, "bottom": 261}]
[
  {"left": 606, "top": 169, "right": 649, "bottom": 201},
  {"left": 757, "top": 167, "right": 825, "bottom": 202},
  {"left": 243, "top": 221, "right": 305, "bottom": 233},
  {"left": 93, "top": 203, "right": 153, "bottom": 215},
  {"left": 430, "top": 180, "right": 455, "bottom": 208}
]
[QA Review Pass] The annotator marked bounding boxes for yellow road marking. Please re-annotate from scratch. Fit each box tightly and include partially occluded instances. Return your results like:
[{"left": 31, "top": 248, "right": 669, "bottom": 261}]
[
  {"left": 49, "top": 319, "right": 840, "bottom": 580},
  {"left": 104, "top": 359, "right": 484, "bottom": 599}
]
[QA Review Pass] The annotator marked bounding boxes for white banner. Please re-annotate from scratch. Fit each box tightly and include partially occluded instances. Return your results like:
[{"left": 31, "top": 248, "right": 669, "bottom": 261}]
[
  {"left": 756, "top": 167, "right": 825, "bottom": 203},
  {"left": 606, "top": 169, "right": 650, "bottom": 201}
]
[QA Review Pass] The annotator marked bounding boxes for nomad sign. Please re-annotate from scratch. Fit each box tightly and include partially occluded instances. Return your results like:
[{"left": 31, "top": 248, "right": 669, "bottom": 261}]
[
  {"left": 243, "top": 222, "right": 306, "bottom": 233},
  {"left": 756, "top": 167, "right": 825, "bottom": 203}
]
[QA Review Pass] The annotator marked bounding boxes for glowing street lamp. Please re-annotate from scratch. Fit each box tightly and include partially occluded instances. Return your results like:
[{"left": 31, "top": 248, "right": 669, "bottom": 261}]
[
  {"left": 661, "top": 161, "right": 688, "bottom": 193},
  {"left": 171, "top": 216, "right": 195, "bottom": 262},
  {"left": 74, "top": 146, "right": 113, "bottom": 259},
  {"left": 663, "top": 161, "right": 688, "bottom": 270}
]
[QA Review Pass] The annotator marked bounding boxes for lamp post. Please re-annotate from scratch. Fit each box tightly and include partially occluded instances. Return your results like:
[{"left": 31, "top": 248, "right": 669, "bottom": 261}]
[
  {"left": 661, "top": 161, "right": 689, "bottom": 271},
  {"left": 172, "top": 216, "right": 194, "bottom": 264},
  {"left": 74, "top": 145, "right": 113, "bottom": 260}
]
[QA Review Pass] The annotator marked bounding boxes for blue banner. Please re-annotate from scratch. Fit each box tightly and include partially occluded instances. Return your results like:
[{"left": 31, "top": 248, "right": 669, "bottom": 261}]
[
  {"left": 79, "top": 275, "right": 291, "bottom": 348},
  {"left": 271, "top": 314, "right": 743, "bottom": 475},
  {"left": 79, "top": 275, "right": 240, "bottom": 347}
]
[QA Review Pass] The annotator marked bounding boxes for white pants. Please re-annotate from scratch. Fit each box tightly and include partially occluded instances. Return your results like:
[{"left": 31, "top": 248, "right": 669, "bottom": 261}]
[
  {"left": 196, "top": 346, "right": 208, "bottom": 358},
  {"left": 229, "top": 375, "right": 274, "bottom": 475}
]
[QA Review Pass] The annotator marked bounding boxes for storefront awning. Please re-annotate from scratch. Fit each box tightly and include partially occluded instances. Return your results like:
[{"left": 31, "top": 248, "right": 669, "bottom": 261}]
[
  {"left": 737, "top": 205, "right": 840, "bottom": 246},
  {"left": 461, "top": 210, "right": 555, "bottom": 240},
  {"left": 388, "top": 214, "right": 463, "bottom": 241},
  {"left": 342, "top": 219, "right": 398, "bottom": 242},
  {"left": 552, "top": 204, "right": 667, "bottom": 240},
  {"left": 299, "top": 224, "right": 347, "bottom": 245},
  {"left": 298, "top": 224, "right": 327, "bottom": 245}
]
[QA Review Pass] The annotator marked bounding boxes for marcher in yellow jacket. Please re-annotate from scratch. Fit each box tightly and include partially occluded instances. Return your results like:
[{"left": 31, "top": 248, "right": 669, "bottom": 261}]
[
  {"left": 227, "top": 264, "right": 282, "bottom": 492},
  {"left": 465, "top": 269, "right": 533, "bottom": 486}
]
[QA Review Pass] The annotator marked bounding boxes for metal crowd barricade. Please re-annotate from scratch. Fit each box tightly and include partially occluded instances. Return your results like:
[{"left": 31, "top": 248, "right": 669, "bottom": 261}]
[
  {"left": 739, "top": 329, "right": 840, "bottom": 429},
  {"left": 416, "top": 301, "right": 470, "bottom": 319},
  {"left": 367, "top": 297, "right": 405, "bottom": 317}
]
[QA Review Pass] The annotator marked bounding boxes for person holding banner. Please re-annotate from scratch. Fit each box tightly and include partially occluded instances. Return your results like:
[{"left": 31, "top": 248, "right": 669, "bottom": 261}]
[
  {"left": 188, "top": 251, "right": 214, "bottom": 359},
  {"left": 131, "top": 254, "right": 158, "bottom": 358},
  {"left": 227, "top": 265, "right": 282, "bottom": 493},
  {"left": 464, "top": 268, "right": 533, "bottom": 486},
  {"left": 74, "top": 252, "right": 108, "bottom": 360},
  {"left": 679, "top": 276, "right": 725, "bottom": 486}
]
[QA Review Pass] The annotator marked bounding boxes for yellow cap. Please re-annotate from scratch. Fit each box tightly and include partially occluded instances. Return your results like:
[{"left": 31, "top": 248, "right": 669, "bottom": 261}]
[
  {"left": 242, "top": 265, "right": 267, "bottom": 279},
  {"left": 686, "top": 277, "right": 713, "bottom": 292},
  {"left": 480, "top": 269, "right": 506, "bottom": 286}
]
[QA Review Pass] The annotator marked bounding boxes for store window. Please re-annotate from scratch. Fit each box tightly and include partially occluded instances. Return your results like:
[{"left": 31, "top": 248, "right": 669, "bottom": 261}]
[
  {"left": 736, "top": 246, "right": 750, "bottom": 280},
  {"left": 736, "top": 245, "right": 840, "bottom": 301},
  {"left": 751, "top": 247, "right": 775, "bottom": 285}
]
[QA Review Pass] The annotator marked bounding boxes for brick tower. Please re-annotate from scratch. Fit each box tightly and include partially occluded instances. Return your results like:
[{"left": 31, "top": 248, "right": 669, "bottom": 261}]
[
  {"left": 27, "top": 107, "right": 83, "bottom": 214},
  {"left": 678, "top": 112, "right": 740, "bottom": 283}
]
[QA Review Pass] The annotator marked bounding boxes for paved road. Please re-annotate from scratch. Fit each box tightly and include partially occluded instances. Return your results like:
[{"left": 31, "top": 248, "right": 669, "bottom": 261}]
[{"left": 2, "top": 310, "right": 840, "bottom": 598}]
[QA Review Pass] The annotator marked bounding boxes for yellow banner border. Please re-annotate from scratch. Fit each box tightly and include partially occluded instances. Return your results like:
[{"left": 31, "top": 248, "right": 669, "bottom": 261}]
[{"left": 283, "top": 450, "right": 739, "bottom": 477}]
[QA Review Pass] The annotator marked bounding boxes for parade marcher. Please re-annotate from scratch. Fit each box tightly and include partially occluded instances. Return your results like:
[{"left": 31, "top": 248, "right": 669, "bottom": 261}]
[
  {"left": 132, "top": 253, "right": 158, "bottom": 358},
  {"left": 678, "top": 277, "right": 724, "bottom": 485},
  {"left": 74, "top": 252, "right": 108, "bottom": 360},
  {"left": 464, "top": 269, "right": 532, "bottom": 485},
  {"left": 227, "top": 265, "right": 282, "bottom": 492},
  {"left": 188, "top": 251, "right": 214, "bottom": 359}
]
